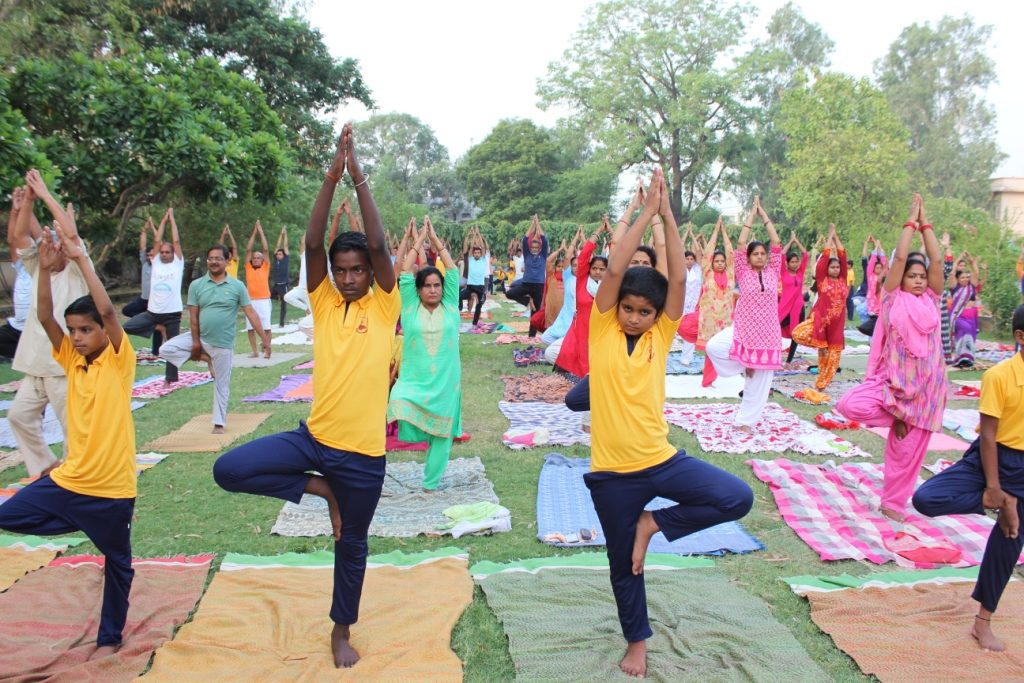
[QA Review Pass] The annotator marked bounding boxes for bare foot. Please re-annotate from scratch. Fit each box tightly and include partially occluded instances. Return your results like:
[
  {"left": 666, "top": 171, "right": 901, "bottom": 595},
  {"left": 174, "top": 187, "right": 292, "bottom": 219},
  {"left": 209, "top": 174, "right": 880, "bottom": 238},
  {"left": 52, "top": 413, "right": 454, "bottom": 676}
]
[
  {"left": 88, "top": 644, "right": 118, "bottom": 661},
  {"left": 212, "top": 425, "right": 225, "bottom": 435},
  {"left": 306, "top": 475, "right": 342, "bottom": 541},
  {"left": 248, "top": 351, "right": 259, "bottom": 358},
  {"left": 631, "top": 511, "right": 660, "bottom": 575},
  {"left": 972, "top": 615, "right": 1005, "bottom": 651},
  {"left": 744, "top": 367, "right": 754, "bottom": 379},
  {"left": 880, "top": 507, "right": 905, "bottom": 523},
  {"left": 893, "top": 418, "right": 908, "bottom": 440},
  {"left": 620, "top": 640, "right": 647, "bottom": 677},
  {"left": 331, "top": 623, "right": 360, "bottom": 668},
  {"left": 734, "top": 424, "right": 754, "bottom": 435}
]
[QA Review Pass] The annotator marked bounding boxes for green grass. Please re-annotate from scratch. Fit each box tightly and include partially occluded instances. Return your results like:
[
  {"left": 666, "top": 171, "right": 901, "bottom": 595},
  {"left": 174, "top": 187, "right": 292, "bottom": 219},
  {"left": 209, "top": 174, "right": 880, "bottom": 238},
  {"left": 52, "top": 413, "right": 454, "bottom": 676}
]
[{"left": 0, "top": 300, "right": 997, "bottom": 681}]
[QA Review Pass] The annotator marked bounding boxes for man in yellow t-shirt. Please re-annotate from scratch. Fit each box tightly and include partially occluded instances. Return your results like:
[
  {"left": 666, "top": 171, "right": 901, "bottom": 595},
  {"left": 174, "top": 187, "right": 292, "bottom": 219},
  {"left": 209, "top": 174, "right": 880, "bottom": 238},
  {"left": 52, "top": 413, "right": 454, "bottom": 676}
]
[
  {"left": 0, "top": 222, "right": 137, "bottom": 660},
  {"left": 913, "top": 304, "right": 1024, "bottom": 653},
  {"left": 564, "top": 170, "right": 752, "bottom": 678},
  {"left": 214, "top": 125, "right": 399, "bottom": 670}
]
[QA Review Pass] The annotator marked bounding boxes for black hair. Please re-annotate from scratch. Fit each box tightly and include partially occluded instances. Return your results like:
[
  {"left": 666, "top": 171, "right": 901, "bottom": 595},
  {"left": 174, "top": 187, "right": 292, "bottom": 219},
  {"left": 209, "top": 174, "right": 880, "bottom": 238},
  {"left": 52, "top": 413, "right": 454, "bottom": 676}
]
[
  {"left": 633, "top": 245, "right": 657, "bottom": 268},
  {"left": 684, "top": 250, "right": 696, "bottom": 260},
  {"left": 619, "top": 266, "right": 668, "bottom": 314},
  {"left": 846, "top": 259, "right": 854, "bottom": 266},
  {"left": 746, "top": 240, "right": 767, "bottom": 259},
  {"left": 64, "top": 295, "right": 102, "bottom": 326},
  {"left": 415, "top": 266, "right": 444, "bottom": 290},
  {"left": 786, "top": 250, "right": 800, "bottom": 262},
  {"left": 712, "top": 249, "right": 726, "bottom": 261},
  {"left": 904, "top": 258, "right": 928, "bottom": 275},
  {"left": 1013, "top": 304, "right": 1024, "bottom": 334},
  {"left": 955, "top": 269, "right": 965, "bottom": 280},
  {"left": 590, "top": 254, "right": 609, "bottom": 269},
  {"left": 828, "top": 256, "right": 840, "bottom": 267},
  {"left": 208, "top": 243, "right": 230, "bottom": 260},
  {"left": 328, "top": 231, "right": 370, "bottom": 264}
]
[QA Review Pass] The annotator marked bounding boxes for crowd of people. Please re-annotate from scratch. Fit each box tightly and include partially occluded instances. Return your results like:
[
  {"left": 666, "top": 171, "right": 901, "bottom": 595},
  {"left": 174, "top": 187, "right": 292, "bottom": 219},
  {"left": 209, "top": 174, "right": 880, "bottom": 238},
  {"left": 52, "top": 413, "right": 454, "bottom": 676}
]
[{"left": 0, "top": 128, "right": 1022, "bottom": 678}]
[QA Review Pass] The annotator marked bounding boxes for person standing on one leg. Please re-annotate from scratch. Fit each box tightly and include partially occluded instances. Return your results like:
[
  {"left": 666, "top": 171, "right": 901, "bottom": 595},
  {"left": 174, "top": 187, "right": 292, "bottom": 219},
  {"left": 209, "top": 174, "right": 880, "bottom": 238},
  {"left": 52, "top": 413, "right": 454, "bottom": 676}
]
[
  {"left": 0, "top": 218, "right": 137, "bottom": 661},
  {"left": 244, "top": 220, "right": 272, "bottom": 358},
  {"left": 120, "top": 217, "right": 155, "bottom": 318},
  {"left": 122, "top": 207, "right": 184, "bottom": 384},
  {"left": 573, "top": 169, "right": 752, "bottom": 678},
  {"left": 158, "top": 244, "right": 270, "bottom": 434},
  {"left": 0, "top": 188, "right": 35, "bottom": 361},
  {"left": 271, "top": 226, "right": 291, "bottom": 328},
  {"left": 389, "top": 221, "right": 462, "bottom": 490},
  {"left": 8, "top": 171, "right": 91, "bottom": 476},
  {"left": 913, "top": 304, "right": 1024, "bottom": 651},
  {"left": 213, "top": 124, "right": 399, "bottom": 669},
  {"left": 837, "top": 194, "right": 948, "bottom": 521},
  {"left": 505, "top": 215, "right": 548, "bottom": 336}
]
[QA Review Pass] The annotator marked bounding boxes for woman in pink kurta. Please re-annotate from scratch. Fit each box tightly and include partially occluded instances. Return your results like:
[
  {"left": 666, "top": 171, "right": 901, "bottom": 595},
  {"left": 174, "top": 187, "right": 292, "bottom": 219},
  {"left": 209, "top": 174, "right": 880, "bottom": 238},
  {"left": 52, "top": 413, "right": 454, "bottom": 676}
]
[
  {"left": 837, "top": 194, "right": 948, "bottom": 521},
  {"left": 778, "top": 233, "right": 809, "bottom": 363}
]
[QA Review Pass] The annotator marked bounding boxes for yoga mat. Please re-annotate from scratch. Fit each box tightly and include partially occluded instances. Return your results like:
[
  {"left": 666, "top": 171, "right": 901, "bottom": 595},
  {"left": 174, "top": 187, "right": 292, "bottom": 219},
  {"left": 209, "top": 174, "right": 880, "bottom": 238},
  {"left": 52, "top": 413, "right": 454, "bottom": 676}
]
[
  {"left": 866, "top": 426, "right": 970, "bottom": 453},
  {"left": 143, "top": 549, "right": 472, "bottom": 682},
  {"left": 786, "top": 571, "right": 1024, "bottom": 681},
  {"left": 473, "top": 554, "right": 829, "bottom": 682},
  {"left": 749, "top": 458, "right": 1022, "bottom": 568},
  {"left": 0, "top": 405, "right": 63, "bottom": 448},
  {"left": 135, "top": 348, "right": 164, "bottom": 365},
  {"left": 664, "top": 350, "right": 703, "bottom": 375},
  {"left": 230, "top": 352, "right": 303, "bottom": 368},
  {"left": 536, "top": 454, "right": 763, "bottom": 555},
  {"left": 499, "top": 401, "right": 590, "bottom": 449},
  {"left": 242, "top": 374, "right": 312, "bottom": 403},
  {"left": 273, "top": 330, "right": 312, "bottom": 345},
  {"left": 272, "top": 457, "right": 501, "bottom": 538},
  {"left": 132, "top": 371, "right": 213, "bottom": 399},
  {"left": 0, "top": 379, "right": 23, "bottom": 393},
  {"left": 663, "top": 373, "right": 744, "bottom": 400},
  {"left": 0, "top": 533, "right": 87, "bottom": 589},
  {"left": 270, "top": 322, "right": 300, "bottom": 334},
  {"left": 494, "top": 333, "right": 540, "bottom": 345},
  {"left": 142, "top": 413, "right": 271, "bottom": 452},
  {"left": 0, "top": 452, "right": 171, "bottom": 506},
  {"left": 385, "top": 430, "right": 470, "bottom": 453},
  {"left": 501, "top": 372, "right": 573, "bottom": 403},
  {"left": 292, "top": 359, "right": 314, "bottom": 370},
  {"left": 512, "top": 347, "right": 545, "bottom": 366},
  {"left": 0, "top": 554, "right": 213, "bottom": 681},
  {"left": 943, "top": 408, "right": 980, "bottom": 441},
  {"left": 771, "top": 377, "right": 861, "bottom": 405},
  {"left": 0, "top": 449, "right": 24, "bottom": 473},
  {"left": 664, "top": 402, "right": 871, "bottom": 457}
]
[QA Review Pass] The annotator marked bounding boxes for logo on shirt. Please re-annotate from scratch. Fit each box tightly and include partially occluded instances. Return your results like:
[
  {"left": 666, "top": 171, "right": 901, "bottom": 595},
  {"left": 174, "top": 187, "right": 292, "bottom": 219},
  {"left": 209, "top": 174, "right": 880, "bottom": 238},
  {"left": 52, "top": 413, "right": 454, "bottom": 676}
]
[{"left": 356, "top": 314, "right": 368, "bottom": 334}]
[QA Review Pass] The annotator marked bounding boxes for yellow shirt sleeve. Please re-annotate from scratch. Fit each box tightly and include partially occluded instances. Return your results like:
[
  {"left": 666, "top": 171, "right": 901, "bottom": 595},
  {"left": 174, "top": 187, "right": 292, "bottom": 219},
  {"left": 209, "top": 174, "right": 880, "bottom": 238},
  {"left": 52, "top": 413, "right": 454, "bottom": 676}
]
[
  {"left": 373, "top": 281, "right": 402, "bottom": 324},
  {"left": 979, "top": 366, "right": 1005, "bottom": 420}
]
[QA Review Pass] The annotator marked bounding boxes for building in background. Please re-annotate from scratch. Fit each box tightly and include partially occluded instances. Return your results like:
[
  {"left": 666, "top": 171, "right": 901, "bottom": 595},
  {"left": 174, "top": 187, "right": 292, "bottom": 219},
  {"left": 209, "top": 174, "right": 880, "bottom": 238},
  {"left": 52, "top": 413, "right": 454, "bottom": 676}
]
[{"left": 991, "top": 177, "right": 1024, "bottom": 235}]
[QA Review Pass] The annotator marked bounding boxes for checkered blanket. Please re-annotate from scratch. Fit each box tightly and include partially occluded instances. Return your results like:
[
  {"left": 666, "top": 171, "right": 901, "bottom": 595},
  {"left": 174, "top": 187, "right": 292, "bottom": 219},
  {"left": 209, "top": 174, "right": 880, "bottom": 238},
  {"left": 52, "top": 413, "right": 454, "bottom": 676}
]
[
  {"left": 664, "top": 402, "right": 871, "bottom": 457},
  {"left": 499, "top": 401, "right": 590, "bottom": 449},
  {"left": 749, "top": 458, "right": 1018, "bottom": 568}
]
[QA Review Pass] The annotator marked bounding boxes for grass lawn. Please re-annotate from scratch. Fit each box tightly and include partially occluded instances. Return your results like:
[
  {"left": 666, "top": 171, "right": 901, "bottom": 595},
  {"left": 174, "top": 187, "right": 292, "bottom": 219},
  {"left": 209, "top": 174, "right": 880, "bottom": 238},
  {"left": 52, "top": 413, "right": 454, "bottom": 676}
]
[{"left": 0, "top": 296, "right": 996, "bottom": 681}]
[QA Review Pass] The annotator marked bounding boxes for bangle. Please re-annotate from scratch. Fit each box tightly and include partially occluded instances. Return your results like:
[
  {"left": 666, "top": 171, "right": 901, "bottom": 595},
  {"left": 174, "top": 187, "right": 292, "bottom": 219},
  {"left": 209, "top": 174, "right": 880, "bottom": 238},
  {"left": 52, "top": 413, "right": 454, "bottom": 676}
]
[
  {"left": 617, "top": 219, "right": 628, "bottom": 225},
  {"left": 742, "top": 224, "right": 751, "bottom": 229},
  {"left": 325, "top": 170, "right": 340, "bottom": 183},
  {"left": 902, "top": 222, "right": 917, "bottom": 230},
  {"left": 919, "top": 223, "right": 933, "bottom": 232},
  {"left": 352, "top": 174, "right": 370, "bottom": 188}
]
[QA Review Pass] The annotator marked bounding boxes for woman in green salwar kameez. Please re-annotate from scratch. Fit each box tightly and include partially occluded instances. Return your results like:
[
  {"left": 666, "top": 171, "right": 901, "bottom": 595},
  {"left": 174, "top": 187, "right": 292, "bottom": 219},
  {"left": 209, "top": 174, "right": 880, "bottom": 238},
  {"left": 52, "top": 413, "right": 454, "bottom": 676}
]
[{"left": 388, "top": 219, "right": 462, "bottom": 489}]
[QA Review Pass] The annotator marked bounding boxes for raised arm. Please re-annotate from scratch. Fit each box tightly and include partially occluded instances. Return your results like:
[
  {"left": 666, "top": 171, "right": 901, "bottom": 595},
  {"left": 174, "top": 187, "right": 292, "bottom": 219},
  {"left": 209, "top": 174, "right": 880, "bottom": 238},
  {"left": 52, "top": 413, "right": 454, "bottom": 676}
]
[
  {"left": 279, "top": 227, "right": 289, "bottom": 255},
  {"left": 400, "top": 227, "right": 427, "bottom": 275},
  {"left": 885, "top": 194, "right": 921, "bottom": 293},
  {"left": 657, "top": 172, "right": 685, "bottom": 319},
  {"left": 612, "top": 184, "right": 644, "bottom": 253},
  {"left": 25, "top": 170, "right": 80, "bottom": 243},
  {"left": 345, "top": 123, "right": 395, "bottom": 293},
  {"left": 757, "top": 197, "right": 781, "bottom": 246},
  {"left": 917, "top": 198, "right": 944, "bottom": 295},
  {"left": 720, "top": 219, "right": 735, "bottom": 264},
  {"left": 737, "top": 201, "right": 758, "bottom": 246},
  {"left": 138, "top": 215, "right": 149, "bottom": 255},
  {"left": 153, "top": 208, "right": 170, "bottom": 245},
  {"left": 223, "top": 224, "right": 238, "bottom": 259},
  {"left": 59, "top": 219, "right": 124, "bottom": 350},
  {"left": 12, "top": 186, "right": 42, "bottom": 250},
  {"left": 305, "top": 130, "right": 347, "bottom": 291},
  {"left": 36, "top": 238, "right": 66, "bottom": 351},
  {"left": 168, "top": 208, "right": 182, "bottom": 258},
  {"left": 427, "top": 220, "right": 457, "bottom": 271},
  {"left": 596, "top": 170, "right": 661, "bottom": 314},
  {"left": 245, "top": 222, "right": 258, "bottom": 262},
  {"left": 650, "top": 215, "right": 668, "bottom": 278}
]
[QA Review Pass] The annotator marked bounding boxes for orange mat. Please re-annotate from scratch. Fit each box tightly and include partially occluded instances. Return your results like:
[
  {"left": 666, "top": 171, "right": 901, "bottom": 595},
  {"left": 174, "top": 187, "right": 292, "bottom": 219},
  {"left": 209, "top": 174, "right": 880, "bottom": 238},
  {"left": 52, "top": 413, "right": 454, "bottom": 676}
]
[
  {"left": 806, "top": 580, "right": 1024, "bottom": 680},
  {"left": 143, "top": 549, "right": 472, "bottom": 681},
  {"left": 0, "top": 546, "right": 57, "bottom": 589}
]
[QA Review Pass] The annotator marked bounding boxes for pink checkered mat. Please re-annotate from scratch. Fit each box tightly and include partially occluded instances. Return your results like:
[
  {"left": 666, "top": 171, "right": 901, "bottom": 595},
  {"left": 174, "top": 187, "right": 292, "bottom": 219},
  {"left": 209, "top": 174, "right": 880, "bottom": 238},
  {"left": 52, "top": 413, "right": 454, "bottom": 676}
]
[
  {"left": 664, "top": 402, "right": 871, "bottom": 457},
  {"left": 749, "top": 458, "right": 1022, "bottom": 569},
  {"left": 132, "top": 371, "right": 213, "bottom": 399}
]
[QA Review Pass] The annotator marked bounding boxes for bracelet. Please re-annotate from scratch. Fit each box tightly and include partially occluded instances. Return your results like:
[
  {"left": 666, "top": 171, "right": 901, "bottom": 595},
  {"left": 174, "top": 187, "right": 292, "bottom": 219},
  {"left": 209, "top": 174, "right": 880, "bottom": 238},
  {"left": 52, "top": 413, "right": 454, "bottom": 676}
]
[
  {"left": 975, "top": 614, "right": 991, "bottom": 622},
  {"left": 617, "top": 219, "right": 629, "bottom": 225},
  {"left": 352, "top": 174, "right": 370, "bottom": 188},
  {"left": 325, "top": 170, "right": 340, "bottom": 183},
  {"left": 742, "top": 225, "right": 751, "bottom": 229},
  {"left": 919, "top": 223, "right": 933, "bottom": 232},
  {"left": 902, "top": 222, "right": 917, "bottom": 230}
]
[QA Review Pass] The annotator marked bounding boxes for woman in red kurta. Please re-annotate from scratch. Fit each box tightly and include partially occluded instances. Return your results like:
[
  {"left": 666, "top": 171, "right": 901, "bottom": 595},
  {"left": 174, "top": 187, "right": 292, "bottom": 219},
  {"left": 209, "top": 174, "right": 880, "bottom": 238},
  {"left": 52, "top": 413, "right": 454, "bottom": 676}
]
[
  {"left": 555, "top": 230, "right": 608, "bottom": 378},
  {"left": 791, "top": 224, "right": 848, "bottom": 389}
]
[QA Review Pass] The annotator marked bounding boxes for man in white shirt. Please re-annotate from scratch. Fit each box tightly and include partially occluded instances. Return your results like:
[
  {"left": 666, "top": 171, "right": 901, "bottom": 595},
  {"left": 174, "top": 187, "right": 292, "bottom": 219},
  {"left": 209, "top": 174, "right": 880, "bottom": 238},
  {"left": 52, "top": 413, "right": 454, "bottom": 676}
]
[
  {"left": 7, "top": 171, "right": 90, "bottom": 476},
  {"left": 123, "top": 207, "right": 184, "bottom": 383},
  {"left": 678, "top": 250, "right": 703, "bottom": 365},
  {"left": 0, "top": 188, "right": 34, "bottom": 360}
]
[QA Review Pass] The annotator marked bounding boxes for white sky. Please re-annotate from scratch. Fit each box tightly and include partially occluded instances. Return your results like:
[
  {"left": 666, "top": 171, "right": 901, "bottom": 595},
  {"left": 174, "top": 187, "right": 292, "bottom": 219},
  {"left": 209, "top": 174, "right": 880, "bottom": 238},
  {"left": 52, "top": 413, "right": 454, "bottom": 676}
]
[{"left": 308, "top": 0, "right": 1024, "bottom": 188}]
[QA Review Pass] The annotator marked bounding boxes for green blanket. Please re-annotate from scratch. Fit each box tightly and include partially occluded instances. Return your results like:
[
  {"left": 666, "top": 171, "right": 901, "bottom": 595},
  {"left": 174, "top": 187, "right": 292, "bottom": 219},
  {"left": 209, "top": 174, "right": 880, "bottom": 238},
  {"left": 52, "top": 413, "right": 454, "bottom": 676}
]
[{"left": 475, "top": 553, "right": 828, "bottom": 682}]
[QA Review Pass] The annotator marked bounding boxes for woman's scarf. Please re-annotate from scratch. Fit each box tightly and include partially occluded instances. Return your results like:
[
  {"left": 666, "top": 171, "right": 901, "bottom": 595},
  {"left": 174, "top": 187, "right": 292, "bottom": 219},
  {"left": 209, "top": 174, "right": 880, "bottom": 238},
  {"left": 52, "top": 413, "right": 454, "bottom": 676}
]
[
  {"left": 586, "top": 277, "right": 600, "bottom": 298},
  {"left": 888, "top": 288, "right": 939, "bottom": 358}
]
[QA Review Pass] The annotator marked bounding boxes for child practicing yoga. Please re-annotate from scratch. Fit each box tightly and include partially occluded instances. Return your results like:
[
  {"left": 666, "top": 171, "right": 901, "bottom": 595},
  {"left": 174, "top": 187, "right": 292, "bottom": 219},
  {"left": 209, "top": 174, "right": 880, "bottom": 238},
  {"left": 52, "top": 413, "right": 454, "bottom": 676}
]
[
  {"left": 568, "top": 169, "right": 753, "bottom": 678},
  {"left": 837, "top": 194, "right": 948, "bottom": 521},
  {"left": 0, "top": 212, "right": 138, "bottom": 660},
  {"left": 791, "top": 223, "right": 848, "bottom": 390},
  {"left": 913, "top": 304, "right": 1024, "bottom": 652},
  {"left": 213, "top": 124, "right": 399, "bottom": 668}
]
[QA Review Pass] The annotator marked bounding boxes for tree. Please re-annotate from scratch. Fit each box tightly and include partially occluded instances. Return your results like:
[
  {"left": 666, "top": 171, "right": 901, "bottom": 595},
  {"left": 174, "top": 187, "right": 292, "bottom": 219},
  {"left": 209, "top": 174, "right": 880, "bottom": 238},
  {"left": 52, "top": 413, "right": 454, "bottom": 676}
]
[
  {"left": 0, "top": 76, "right": 57, "bottom": 206},
  {"left": 776, "top": 75, "right": 912, "bottom": 240},
  {"left": 537, "top": 0, "right": 755, "bottom": 220},
  {"left": 875, "top": 15, "right": 1004, "bottom": 206},
  {"left": 457, "top": 119, "right": 616, "bottom": 224},
  {"left": 736, "top": 2, "right": 834, "bottom": 211},
  {"left": 8, "top": 50, "right": 293, "bottom": 267},
  {"left": 356, "top": 113, "right": 449, "bottom": 194}
]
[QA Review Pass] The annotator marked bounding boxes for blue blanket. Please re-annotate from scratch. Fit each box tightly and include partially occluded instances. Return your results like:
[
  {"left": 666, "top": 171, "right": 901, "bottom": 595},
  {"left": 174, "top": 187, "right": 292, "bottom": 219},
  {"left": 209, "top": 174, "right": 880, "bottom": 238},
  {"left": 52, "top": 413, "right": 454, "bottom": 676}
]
[{"left": 536, "top": 453, "right": 764, "bottom": 555}]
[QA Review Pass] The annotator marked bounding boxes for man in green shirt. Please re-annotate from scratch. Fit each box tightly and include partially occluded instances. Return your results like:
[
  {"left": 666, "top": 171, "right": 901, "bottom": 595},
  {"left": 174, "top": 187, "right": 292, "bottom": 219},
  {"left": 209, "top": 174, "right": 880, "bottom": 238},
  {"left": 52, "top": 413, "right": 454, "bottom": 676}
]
[{"left": 159, "top": 244, "right": 271, "bottom": 433}]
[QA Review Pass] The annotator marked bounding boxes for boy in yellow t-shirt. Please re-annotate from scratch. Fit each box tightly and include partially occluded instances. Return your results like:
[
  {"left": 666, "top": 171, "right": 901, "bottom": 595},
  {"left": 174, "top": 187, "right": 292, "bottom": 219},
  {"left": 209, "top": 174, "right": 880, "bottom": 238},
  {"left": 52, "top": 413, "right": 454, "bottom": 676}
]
[
  {"left": 0, "top": 218, "right": 137, "bottom": 660},
  {"left": 913, "top": 303, "right": 1024, "bottom": 653},
  {"left": 565, "top": 170, "right": 752, "bottom": 678},
  {"left": 214, "top": 125, "right": 399, "bottom": 670}
]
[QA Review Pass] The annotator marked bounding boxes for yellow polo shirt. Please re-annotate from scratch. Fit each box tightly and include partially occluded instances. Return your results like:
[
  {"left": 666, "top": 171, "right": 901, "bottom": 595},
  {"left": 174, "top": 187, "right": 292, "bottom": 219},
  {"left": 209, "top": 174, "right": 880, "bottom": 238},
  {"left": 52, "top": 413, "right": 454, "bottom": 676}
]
[
  {"left": 980, "top": 352, "right": 1024, "bottom": 449},
  {"left": 305, "top": 278, "right": 401, "bottom": 455},
  {"left": 50, "top": 336, "right": 137, "bottom": 498},
  {"left": 589, "top": 303, "right": 679, "bottom": 473}
]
